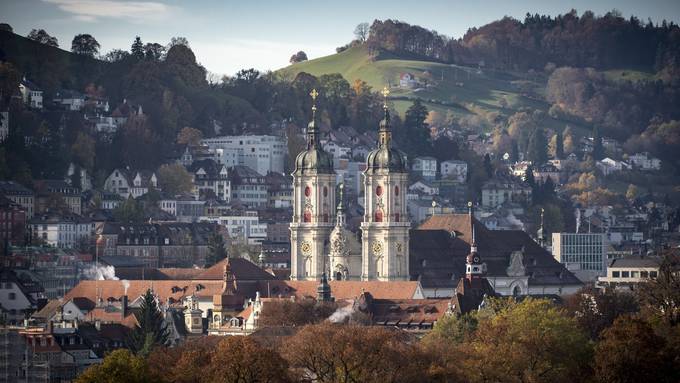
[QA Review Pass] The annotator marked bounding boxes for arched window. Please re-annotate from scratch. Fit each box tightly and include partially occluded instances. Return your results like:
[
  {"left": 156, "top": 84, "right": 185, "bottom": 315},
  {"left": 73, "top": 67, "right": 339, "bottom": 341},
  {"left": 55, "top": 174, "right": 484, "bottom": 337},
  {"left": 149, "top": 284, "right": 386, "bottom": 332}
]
[
  {"left": 304, "top": 186, "right": 311, "bottom": 197},
  {"left": 335, "top": 271, "right": 343, "bottom": 281},
  {"left": 303, "top": 210, "right": 311, "bottom": 223},
  {"left": 374, "top": 209, "right": 383, "bottom": 222},
  {"left": 376, "top": 185, "right": 383, "bottom": 196},
  {"left": 395, "top": 213, "right": 400, "bottom": 222},
  {"left": 395, "top": 185, "right": 400, "bottom": 196},
  {"left": 323, "top": 186, "right": 328, "bottom": 197},
  {"left": 512, "top": 285, "right": 521, "bottom": 297}
]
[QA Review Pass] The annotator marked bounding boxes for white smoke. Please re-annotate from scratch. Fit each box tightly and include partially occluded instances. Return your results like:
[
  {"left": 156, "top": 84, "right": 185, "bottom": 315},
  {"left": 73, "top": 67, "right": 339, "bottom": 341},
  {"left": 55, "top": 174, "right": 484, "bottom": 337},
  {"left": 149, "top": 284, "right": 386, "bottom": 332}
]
[
  {"left": 575, "top": 208, "right": 581, "bottom": 233},
  {"left": 327, "top": 304, "right": 355, "bottom": 323},
  {"left": 121, "top": 280, "right": 130, "bottom": 294},
  {"left": 505, "top": 213, "right": 524, "bottom": 230},
  {"left": 82, "top": 264, "right": 119, "bottom": 280}
]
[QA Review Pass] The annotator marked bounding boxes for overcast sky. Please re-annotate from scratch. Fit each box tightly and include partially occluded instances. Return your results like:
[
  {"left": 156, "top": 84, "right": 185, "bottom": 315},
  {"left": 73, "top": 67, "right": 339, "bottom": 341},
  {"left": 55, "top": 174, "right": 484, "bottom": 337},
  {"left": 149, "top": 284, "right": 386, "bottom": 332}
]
[{"left": 2, "top": 0, "right": 679, "bottom": 76}]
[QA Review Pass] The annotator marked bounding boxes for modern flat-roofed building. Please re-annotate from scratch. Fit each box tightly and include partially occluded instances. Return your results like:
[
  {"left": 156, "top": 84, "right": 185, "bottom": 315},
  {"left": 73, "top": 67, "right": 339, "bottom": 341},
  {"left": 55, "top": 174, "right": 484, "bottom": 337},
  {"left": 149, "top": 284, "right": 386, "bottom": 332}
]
[
  {"left": 598, "top": 256, "right": 661, "bottom": 290},
  {"left": 552, "top": 232, "right": 608, "bottom": 282},
  {"left": 201, "top": 135, "right": 286, "bottom": 175}
]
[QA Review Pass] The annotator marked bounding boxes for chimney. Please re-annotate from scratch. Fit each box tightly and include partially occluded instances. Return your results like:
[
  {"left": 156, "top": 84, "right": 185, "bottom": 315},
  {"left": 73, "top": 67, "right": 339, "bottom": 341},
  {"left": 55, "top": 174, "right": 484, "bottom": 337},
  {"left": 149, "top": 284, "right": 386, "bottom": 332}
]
[
  {"left": 121, "top": 295, "right": 128, "bottom": 319},
  {"left": 94, "top": 319, "right": 101, "bottom": 331}
]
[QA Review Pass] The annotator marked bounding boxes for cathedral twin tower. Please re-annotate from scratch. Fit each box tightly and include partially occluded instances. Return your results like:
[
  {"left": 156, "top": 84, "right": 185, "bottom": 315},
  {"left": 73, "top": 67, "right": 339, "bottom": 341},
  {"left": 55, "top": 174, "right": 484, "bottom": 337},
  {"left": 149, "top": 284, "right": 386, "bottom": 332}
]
[{"left": 290, "top": 88, "right": 410, "bottom": 282}]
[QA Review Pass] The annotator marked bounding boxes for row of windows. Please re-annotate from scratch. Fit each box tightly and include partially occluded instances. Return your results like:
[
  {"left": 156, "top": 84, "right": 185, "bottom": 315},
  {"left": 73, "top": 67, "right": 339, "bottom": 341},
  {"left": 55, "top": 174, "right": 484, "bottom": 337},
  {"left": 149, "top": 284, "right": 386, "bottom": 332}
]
[{"left": 611, "top": 270, "right": 657, "bottom": 279}]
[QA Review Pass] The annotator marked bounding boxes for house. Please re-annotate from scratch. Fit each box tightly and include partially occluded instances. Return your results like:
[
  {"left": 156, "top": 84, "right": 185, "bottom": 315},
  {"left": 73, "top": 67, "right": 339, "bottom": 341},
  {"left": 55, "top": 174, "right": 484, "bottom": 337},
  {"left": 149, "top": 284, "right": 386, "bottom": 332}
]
[
  {"left": 176, "top": 196, "right": 205, "bottom": 223},
  {"left": 188, "top": 159, "right": 230, "bottom": 201},
  {"left": 53, "top": 89, "right": 85, "bottom": 111},
  {"left": 628, "top": 152, "right": 661, "bottom": 171},
  {"left": 100, "top": 192, "right": 123, "bottom": 210},
  {"left": 399, "top": 73, "right": 417, "bottom": 88},
  {"left": 0, "top": 269, "right": 42, "bottom": 325},
  {"left": 200, "top": 135, "right": 286, "bottom": 175},
  {"left": 440, "top": 160, "right": 467, "bottom": 182},
  {"left": 34, "top": 179, "right": 82, "bottom": 215},
  {"left": 30, "top": 212, "right": 94, "bottom": 249},
  {"left": 0, "top": 110, "right": 8, "bottom": 142},
  {"left": 158, "top": 195, "right": 178, "bottom": 216},
  {"left": 412, "top": 214, "right": 582, "bottom": 297},
  {"left": 265, "top": 172, "right": 293, "bottom": 208},
  {"left": 0, "top": 180, "right": 35, "bottom": 218},
  {"left": 481, "top": 179, "right": 532, "bottom": 208},
  {"left": 103, "top": 169, "right": 158, "bottom": 199},
  {"left": 510, "top": 161, "right": 532, "bottom": 179},
  {"left": 18, "top": 78, "right": 43, "bottom": 109},
  {"left": 532, "top": 163, "right": 561, "bottom": 184},
  {"left": 412, "top": 156, "right": 438, "bottom": 181},
  {"left": 596, "top": 157, "right": 630, "bottom": 176},
  {"left": 598, "top": 256, "right": 664, "bottom": 290},
  {"left": 409, "top": 180, "right": 439, "bottom": 196},
  {"left": 0, "top": 195, "right": 27, "bottom": 249},
  {"left": 229, "top": 165, "right": 268, "bottom": 208}
]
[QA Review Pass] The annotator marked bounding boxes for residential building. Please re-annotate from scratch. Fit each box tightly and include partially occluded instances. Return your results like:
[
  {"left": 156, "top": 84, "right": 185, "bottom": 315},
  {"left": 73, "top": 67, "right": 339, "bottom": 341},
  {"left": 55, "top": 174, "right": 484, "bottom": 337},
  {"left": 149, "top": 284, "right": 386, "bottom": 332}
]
[
  {"left": 532, "top": 163, "right": 560, "bottom": 184},
  {"left": 199, "top": 210, "right": 267, "bottom": 245},
  {"left": 0, "top": 181, "right": 34, "bottom": 218},
  {"left": 440, "top": 160, "right": 467, "bottom": 182},
  {"left": 0, "top": 269, "right": 42, "bottom": 325},
  {"left": 0, "top": 196, "right": 27, "bottom": 249},
  {"left": 30, "top": 212, "right": 94, "bottom": 249},
  {"left": 628, "top": 152, "right": 661, "bottom": 171},
  {"left": 412, "top": 156, "right": 438, "bottom": 181},
  {"left": 229, "top": 165, "right": 268, "bottom": 208},
  {"left": 322, "top": 140, "right": 352, "bottom": 163},
  {"left": 176, "top": 197, "right": 205, "bottom": 222},
  {"left": 265, "top": 172, "right": 293, "bottom": 208},
  {"left": 596, "top": 157, "right": 630, "bottom": 176},
  {"left": 188, "top": 159, "right": 230, "bottom": 201},
  {"left": 201, "top": 135, "right": 286, "bottom": 175},
  {"left": 552, "top": 232, "right": 608, "bottom": 282},
  {"left": 399, "top": 73, "right": 417, "bottom": 88},
  {"left": 409, "top": 180, "right": 439, "bottom": 196},
  {"left": 103, "top": 169, "right": 158, "bottom": 199},
  {"left": 34, "top": 179, "right": 82, "bottom": 215},
  {"left": 481, "top": 179, "right": 532, "bottom": 208},
  {"left": 18, "top": 78, "right": 43, "bottom": 109},
  {"left": 158, "top": 196, "right": 177, "bottom": 216},
  {"left": 52, "top": 89, "right": 85, "bottom": 111},
  {"left": 598, "top": 256, "right": 661, "bottom": 289}
]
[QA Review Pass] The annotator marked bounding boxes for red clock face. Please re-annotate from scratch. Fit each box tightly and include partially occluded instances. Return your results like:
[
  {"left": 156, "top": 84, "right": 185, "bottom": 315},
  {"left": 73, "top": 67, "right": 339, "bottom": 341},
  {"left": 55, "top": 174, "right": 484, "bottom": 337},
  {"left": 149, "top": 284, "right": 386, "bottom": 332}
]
[
  {"left": 304, "top": 186, "right": 311, "bottom": 197},
  {"left": 376, "top": 185, "right": 383, "bottom": 196}
]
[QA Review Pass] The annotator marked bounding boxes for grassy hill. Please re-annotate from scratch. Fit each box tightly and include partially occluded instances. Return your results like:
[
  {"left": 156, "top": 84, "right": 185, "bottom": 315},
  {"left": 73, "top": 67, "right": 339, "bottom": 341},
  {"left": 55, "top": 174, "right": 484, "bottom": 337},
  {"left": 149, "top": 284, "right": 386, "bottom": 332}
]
[{"left": 279, "top": 45, "right": 591, "bottom": 134}]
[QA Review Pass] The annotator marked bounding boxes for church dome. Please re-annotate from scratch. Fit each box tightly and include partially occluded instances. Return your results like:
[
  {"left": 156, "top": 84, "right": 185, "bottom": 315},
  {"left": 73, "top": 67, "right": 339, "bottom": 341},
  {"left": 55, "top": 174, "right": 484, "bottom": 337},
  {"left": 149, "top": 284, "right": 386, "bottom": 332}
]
[
  {"left": 294, "top": 147, "right": 334, "bottom": 175},
  {"left": 365, "top": 145, "right": 407, "bottom": 173}
]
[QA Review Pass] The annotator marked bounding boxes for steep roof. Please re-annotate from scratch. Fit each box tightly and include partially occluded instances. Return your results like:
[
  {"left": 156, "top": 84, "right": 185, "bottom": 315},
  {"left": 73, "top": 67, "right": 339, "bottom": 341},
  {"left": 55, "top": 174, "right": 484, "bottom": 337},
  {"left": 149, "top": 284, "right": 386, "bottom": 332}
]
[{"left": 195, "top": 258, "right": 275, "bottom": 281}]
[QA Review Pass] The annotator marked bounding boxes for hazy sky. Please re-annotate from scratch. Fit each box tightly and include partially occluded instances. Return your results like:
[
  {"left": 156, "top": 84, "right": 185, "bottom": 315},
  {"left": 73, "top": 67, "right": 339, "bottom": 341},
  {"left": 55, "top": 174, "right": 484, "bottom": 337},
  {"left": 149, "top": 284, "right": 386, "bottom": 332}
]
[{"left": 2, "top": 0, "right": 679, "bottom": 76}]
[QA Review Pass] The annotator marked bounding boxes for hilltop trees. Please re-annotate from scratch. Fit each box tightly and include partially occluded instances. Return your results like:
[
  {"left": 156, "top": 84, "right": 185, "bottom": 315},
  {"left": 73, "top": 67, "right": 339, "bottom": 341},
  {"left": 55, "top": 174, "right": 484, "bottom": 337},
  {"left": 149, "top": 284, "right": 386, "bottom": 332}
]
[
  {"left": 71, "top": 34, "right": 100, "bottom": 57},
  {"left": 27, "top": 29, "right": 58, "bottom": 47},
  {"left": 131, "top": 36, "right": 144, "bottom": 59},
  {"left": 289, "top": 51, "right": 308, "bottom": 64},
  {"left": 354, "top": 22, "right": 370, "bottom": 42}
]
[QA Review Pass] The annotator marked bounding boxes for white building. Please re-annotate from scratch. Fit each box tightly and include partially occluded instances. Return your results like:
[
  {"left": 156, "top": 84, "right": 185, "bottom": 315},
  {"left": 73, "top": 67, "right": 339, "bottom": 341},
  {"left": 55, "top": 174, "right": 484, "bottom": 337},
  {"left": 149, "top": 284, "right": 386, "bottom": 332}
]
[
  {"left": 552, "top": 232, "right": 608, "bottom": 282},
  {"left": 440, "top": 160, "right": 467, "bottom": 182},
  {"left": 598, "top": 256, "right": 660, "bottom": 289},
  {"left": 0, "top": 270, "right": 39, "bottom": 325},
  {"left": 30, "top": 213, "right": 94, "bottom": 249},
  {"left": 412, "top": 156, "right": 437, "bottom": 181},
  {"left": 104, "top": 169, "right": 158, "bottom": 199},
  {"left": 53, "top": 90, "right": 85, "bottom": 111},
  {"left": 201, "top": 135, "right": 286, "bottom": 175},
  {"left": 409, "top": 180, "right": 439, "bottom": 196},
  {"left": 596, "top": 158, "right": 630, "bottom": 176},
  {"left": 481, "top": 180, "right": 532, "bottom": 208},
  {"left": 199, "top": 210, "right": 267, "bottom": 245},
  {"left": 19, "top": 78, "right": 43, "bottom": 109},
  {"left": 628, "top": 152, "right": 661, "bottom": 171}
]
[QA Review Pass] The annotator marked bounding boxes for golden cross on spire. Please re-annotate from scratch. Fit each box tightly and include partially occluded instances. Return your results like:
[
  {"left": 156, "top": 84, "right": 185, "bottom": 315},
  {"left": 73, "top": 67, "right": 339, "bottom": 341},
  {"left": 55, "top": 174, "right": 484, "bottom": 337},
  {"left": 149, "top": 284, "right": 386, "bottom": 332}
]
[
  {"left": 309, "top": 88, "right": 318, "bottom": 116},
  {"left": 380, "top": 86, "right": 390, "bottom": 109}
]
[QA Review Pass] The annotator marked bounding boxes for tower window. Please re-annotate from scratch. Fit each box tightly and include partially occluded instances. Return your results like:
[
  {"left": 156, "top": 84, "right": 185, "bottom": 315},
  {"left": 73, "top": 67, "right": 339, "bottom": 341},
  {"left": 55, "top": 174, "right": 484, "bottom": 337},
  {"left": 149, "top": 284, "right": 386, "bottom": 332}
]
[
  {"left": 323, "top": 186, "right": 328, "bottom": 197},
  {"left": 374, "top": 210, "right": 383, "bottom": 222},
  {"left": 304, "top": 186, "right": 311, "bottom": 197},
  {"left": 395, "top": 213, "right": 400, "bottom": 222},
  {"left": 376, "top": 186, "right": 383, "bottom": 196},
  {"left": 395, "top": 185, "right": 399, "bottom": 196},
  {"left": 303, "top": 210, "right": 311, "bottom": 223},
  {"left": 323, "top": 213, "right": 328, "bottom": 223}
]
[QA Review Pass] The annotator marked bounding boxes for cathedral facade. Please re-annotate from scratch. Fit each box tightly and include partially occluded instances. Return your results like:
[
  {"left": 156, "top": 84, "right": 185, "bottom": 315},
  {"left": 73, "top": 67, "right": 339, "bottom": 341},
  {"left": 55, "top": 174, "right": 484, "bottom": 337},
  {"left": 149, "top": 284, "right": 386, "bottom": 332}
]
[{"left": 290, "top": 88, "right": 410, "bottom": 281}]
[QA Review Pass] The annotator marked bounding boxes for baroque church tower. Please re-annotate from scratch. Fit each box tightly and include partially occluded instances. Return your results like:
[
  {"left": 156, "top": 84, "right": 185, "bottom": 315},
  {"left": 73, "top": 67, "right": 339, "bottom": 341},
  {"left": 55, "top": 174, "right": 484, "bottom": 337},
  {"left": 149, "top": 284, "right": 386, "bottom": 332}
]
[
  {"left": 360, "top": 87, "right": 410, "bottom": 281},
  {"left": 290, "top": 89, "right": 336, "bottom": 280}
]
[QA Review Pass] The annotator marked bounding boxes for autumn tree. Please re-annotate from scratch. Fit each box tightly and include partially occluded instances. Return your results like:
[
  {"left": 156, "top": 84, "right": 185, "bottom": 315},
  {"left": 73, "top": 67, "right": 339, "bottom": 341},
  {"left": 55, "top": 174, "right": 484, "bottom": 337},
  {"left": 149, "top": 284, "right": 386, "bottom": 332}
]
[
  {"left": 285, "top": 323, "right": 430, "bottom": 383},
  {"left": 113, "top": 196, "right": 143, "bottom": 223},
  {"left": 71, "top": 34, "right": 100, "bottom": 57},
  {"left": 128, "top": 289, "right": 169, "bottom": 356},
  {"left": 625, "top": 184, "right": 639, "bottom": 201},
  {"left": 208, "top": 336, "right": 292, "bottom": 382},
  {"left": 461, "top": 298, "right": 592, "bottom": 383},
  {"left": 563, "top": 286, "right": 639, "bottom": 339},
  {"left": 157, "top": 163, "right": 193, "bottom": 196},
  {"left": 76, "top": 349, "right": 151, "bottom": 383},
  {"left": 27, "top": 29, "right": 58, "bottom": 47},
  {"left": 637, "top": 250, "right": 680, "bottom": 327},
  {"left": 176, "top": 126, "right": 203, "bottom": 146},
  {"left": 595, "top": 316, "right": 677, "bottom": 383}
]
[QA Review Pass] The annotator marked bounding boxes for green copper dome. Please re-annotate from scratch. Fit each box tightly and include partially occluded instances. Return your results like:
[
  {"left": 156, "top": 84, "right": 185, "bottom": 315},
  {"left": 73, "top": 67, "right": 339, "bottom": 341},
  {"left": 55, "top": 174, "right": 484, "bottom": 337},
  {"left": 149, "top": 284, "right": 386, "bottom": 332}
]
[
  {"left": 293, "top": 98, "right": 334, "bottom": 176},
  {"left": 365, "top": 112, "right": 407, "bottom": 174}
]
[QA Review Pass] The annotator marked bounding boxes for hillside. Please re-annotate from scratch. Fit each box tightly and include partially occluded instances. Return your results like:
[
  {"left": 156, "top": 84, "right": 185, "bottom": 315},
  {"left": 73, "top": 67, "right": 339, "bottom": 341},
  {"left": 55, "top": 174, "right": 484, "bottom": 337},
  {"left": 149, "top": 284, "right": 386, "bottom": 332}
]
[{"left": 279, "top": 45, "right": 590, "bottom": 134}]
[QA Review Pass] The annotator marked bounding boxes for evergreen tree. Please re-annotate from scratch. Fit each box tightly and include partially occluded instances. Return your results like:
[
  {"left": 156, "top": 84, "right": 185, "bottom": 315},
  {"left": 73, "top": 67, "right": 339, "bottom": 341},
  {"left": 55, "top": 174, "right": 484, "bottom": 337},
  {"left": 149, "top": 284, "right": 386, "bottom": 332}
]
[
  {"left": 555, "top": 130, "right": 564, "bottom": 159},
  {"left": 128, "top": 289, "right": 169, "bottom": 356},
  {"left": 592, "top": 126, "right": 604, "bottom": 160},
  {"left": 131, "top": 36, "right": 144, "bottom": 59},
  {"left": 483, "top": 153, "right": 493, "bottom": 177},
  {"left": 206, "top": 232, "right": 227, "bottom": 267},
  {"left": 400, "top": 99, "right": 431, "bottom": 156},
  {"left": 510, "top": 139, "right": 519, "bottom": 163},
  {"left": 527, "top": 126, "right": 548, "bottom": 165},
  {"left": 525, "top": 164, "right": 535, "bottom": 187}
]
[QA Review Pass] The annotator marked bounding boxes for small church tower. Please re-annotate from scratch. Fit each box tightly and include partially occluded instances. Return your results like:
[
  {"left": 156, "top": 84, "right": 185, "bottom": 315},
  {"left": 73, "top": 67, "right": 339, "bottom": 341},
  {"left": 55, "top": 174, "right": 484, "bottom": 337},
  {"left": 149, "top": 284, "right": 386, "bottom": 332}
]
[{"left": 183, "top": 294, "right": 203, "bottom": 334}]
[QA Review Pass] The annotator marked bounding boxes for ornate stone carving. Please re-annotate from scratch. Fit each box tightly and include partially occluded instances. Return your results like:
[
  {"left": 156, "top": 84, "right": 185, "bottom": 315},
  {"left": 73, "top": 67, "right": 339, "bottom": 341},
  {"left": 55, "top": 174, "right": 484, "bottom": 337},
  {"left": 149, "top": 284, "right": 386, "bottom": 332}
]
[{"left": 506, "top": 250, "right": 526, "bottom": 277}]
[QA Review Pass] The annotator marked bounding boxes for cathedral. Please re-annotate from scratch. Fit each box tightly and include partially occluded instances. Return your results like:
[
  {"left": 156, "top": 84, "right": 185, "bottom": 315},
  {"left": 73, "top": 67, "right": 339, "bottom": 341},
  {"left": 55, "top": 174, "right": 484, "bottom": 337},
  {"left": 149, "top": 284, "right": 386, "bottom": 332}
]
[{"left": 290, "top": 87, "right": 410, "bottom": 281}]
